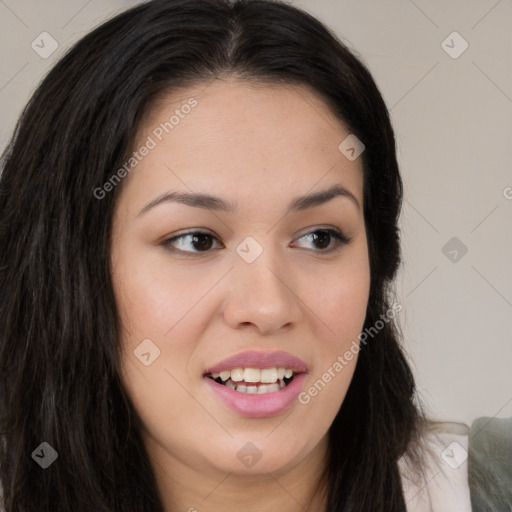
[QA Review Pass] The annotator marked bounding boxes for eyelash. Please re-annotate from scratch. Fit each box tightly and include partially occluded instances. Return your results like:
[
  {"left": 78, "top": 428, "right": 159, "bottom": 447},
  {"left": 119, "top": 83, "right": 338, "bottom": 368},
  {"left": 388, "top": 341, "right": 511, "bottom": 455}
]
[{"left": 161, "top": 228, "right": 351, "bottom": 256}]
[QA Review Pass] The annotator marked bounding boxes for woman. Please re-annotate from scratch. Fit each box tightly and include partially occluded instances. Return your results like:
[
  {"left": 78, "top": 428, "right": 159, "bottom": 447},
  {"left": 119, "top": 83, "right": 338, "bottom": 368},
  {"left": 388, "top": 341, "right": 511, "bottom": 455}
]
[{"left": 0, "top": 0, "right": 501, "bottom": 510}]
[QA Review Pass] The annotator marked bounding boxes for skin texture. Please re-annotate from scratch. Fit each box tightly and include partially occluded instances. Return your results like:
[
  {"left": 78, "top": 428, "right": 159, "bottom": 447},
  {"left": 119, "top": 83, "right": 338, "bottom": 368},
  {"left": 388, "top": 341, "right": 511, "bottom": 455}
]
[{"left": 110, "top": 78, "right": 371, "bottom": 512}]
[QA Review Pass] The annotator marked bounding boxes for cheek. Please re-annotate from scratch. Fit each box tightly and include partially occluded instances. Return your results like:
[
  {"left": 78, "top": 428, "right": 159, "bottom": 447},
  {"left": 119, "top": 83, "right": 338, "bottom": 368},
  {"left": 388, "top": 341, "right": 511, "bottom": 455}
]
[
  {"left": 111, "top": 246, "right": 215, "bottom": 428},
  {"left": 298, "top": 246, "right": 370, "bottom": 421},
  {"left": 112, "top": 245, "right": 218, "bottom": 340},
  {"left": 306, "top": 264, "right": 369, "bottom": 382},
  {"left": 114, "top": 253, "right": 215, "bottom": 435},
  {"left": 302, "top": 242, "right": 370, "bottom": 341},
  {"left": 325, "top": 268, "right": 369, "bottom": 335}
]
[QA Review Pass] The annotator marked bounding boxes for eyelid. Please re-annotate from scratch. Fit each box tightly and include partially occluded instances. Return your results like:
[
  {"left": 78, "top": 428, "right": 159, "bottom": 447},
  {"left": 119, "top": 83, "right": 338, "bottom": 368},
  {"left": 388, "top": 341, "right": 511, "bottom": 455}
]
[
  {"left": 293, "top": 225, "right": 351, "bottom": 243},
  {"left": 290, "top": 227, "right": 351, "bottom": 253},
  {"left": 162, "top": 229, "right": 224, "bottom": 253},
  {"left": 163, "top": 228, "right": 219, "bottom": 242},
  {"left": 161, "top": 226, "right": 351, "bottom": 255}
]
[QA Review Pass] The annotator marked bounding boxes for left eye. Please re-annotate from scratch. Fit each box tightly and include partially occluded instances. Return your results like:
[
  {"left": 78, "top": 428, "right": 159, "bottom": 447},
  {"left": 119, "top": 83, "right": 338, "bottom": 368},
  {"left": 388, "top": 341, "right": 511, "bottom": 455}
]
[{"left": 292, "top": 228, "right": 350, "bottom": 252}]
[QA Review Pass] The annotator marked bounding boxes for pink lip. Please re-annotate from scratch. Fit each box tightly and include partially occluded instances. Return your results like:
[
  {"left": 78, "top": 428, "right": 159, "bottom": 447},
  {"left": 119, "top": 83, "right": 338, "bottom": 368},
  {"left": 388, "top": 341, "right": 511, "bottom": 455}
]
[
  {"left": 203, "top": 372, "right": 308, "bottom": 418},
  {"left": 203, "top": 350, "right": 308, "bottom": 374}
]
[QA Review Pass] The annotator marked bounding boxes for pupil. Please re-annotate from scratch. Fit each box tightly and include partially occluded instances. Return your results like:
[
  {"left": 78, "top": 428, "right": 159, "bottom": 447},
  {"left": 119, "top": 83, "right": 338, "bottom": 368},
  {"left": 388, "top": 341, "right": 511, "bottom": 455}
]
[
  {"left": 313, "top": 230, "right": 330, "bottom": 249},
  {"left": 193, "top": 234, "right": 213, "bottom": 251}
]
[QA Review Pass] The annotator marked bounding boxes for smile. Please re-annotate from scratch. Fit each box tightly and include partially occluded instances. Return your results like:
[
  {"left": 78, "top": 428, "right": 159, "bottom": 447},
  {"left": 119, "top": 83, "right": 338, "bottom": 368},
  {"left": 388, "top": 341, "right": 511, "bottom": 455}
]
[{"left": 205, "top": 367, "right": 297, "bottom": 394}]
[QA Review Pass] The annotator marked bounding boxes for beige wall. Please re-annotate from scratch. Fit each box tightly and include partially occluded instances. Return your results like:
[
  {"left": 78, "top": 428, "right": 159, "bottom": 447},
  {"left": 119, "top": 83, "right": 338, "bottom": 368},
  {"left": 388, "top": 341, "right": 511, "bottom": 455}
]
[{"left": 1, "top": 0, "right": 511, "bottom": 426}]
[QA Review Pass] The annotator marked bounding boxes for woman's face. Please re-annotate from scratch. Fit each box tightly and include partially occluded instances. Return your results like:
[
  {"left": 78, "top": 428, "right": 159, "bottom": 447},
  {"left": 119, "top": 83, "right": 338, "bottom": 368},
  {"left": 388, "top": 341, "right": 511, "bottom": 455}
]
[{"left": 111, "top": 79, "right": 370, "bottom": 484}]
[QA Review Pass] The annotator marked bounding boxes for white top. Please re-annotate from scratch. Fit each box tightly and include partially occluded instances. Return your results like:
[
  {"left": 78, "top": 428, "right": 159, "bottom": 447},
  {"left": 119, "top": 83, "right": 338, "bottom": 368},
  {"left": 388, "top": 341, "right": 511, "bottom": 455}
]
[{"left": 399, "top": 422, "right": 472, "bottom": 512}]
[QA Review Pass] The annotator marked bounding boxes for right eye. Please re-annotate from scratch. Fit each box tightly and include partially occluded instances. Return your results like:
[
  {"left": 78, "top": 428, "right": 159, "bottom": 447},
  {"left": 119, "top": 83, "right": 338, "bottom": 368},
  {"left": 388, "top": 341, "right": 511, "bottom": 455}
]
[{"left": 162, "top": 231, "right": 224, "bottom": 255}]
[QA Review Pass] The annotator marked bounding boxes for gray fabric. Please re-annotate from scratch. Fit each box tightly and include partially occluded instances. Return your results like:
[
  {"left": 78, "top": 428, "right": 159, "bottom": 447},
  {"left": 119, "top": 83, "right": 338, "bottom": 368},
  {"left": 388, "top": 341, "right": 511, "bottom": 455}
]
[{"left": 468, "top": 416, "right": 512, "bottom": 512}]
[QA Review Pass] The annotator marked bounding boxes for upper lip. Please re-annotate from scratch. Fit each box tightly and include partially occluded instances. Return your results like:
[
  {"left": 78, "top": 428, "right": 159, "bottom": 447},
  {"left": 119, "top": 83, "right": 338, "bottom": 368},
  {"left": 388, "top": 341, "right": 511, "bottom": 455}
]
[{"left": 203, "top": 350, "right": 308, "bottom": 375}]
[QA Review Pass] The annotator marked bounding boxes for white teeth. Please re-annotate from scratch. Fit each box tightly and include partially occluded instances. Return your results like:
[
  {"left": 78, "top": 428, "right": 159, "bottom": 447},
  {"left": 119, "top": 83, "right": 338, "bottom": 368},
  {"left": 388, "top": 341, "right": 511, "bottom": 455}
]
[
  {"left": 230, "top": 368, "right": 244, "bottom": 382},
  {"left": 260, "top": 368, "right": 278, "bottom": 383},
  {"left": 208, "top": 367, "right": 298, "bottom": 394},
  {"left": 213, "top": 375, "right": 289, "bottom": 394},
  {"left": 210, "top": 367, "right": 295, "bottom": 383},
  {"left": 243, "top": 368, "right": 261, "bottom": 382},
  {"left": 219, "top": 370, "right": 231, "bottom": 382},
  {"left": 257, "top": 383, "right": 280, "bottom": 394}
]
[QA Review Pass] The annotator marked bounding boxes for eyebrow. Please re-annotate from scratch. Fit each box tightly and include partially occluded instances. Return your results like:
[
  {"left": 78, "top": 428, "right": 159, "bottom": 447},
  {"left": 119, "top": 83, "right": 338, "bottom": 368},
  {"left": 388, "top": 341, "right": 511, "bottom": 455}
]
[{"left": 137, "top": 184, "right": 361, "bottom": 217}]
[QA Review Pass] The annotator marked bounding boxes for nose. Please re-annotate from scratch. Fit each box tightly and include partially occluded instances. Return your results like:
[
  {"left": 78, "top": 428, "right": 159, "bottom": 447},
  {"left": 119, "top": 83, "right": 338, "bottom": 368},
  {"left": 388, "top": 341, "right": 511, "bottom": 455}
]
[{"left": 222, "top": 246, "right": 303, "bottom": 335}]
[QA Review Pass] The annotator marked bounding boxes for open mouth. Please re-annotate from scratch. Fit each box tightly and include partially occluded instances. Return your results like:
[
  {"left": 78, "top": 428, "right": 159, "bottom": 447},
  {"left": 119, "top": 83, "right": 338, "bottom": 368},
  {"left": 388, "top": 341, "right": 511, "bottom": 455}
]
[{"left": 205, "top": 367, "right": 298, "bottom": 395}]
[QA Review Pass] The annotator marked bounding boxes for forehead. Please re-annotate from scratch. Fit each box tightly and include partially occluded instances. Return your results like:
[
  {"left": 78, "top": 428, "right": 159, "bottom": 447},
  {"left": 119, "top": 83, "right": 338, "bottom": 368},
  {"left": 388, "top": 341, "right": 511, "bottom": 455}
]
[{"left": 124, "top": 78, "right": 364, "bottom": 209}]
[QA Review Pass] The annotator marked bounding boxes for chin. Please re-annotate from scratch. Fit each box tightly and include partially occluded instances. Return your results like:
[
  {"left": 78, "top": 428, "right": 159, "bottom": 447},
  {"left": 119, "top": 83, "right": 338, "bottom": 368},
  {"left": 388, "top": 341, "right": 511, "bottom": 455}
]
[{"left": 202, "top": 437, "right": 308, "bottom": 477}]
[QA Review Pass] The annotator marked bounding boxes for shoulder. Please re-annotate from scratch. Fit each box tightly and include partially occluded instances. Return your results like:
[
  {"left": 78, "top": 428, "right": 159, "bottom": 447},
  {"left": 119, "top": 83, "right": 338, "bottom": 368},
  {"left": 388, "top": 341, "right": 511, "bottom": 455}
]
[{"left": 399, "top": 421, "right": 472, "bottom": 512}]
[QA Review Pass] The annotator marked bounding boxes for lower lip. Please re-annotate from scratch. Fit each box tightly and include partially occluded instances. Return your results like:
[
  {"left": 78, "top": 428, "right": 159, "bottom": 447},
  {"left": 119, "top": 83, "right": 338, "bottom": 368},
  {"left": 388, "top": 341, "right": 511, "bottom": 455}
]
[{"left": 203, "top": 373, "right": 307, "bottom": 419}]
